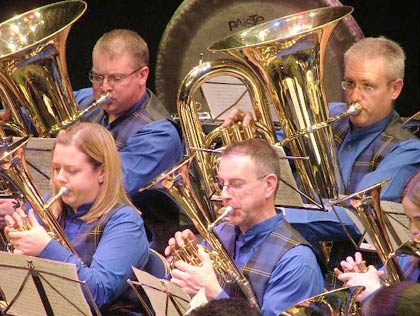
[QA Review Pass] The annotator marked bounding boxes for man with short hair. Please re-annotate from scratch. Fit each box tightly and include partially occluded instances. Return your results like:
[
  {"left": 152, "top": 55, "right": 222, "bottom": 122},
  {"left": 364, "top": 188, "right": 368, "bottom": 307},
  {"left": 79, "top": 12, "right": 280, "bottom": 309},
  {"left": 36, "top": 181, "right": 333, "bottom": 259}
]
[
  {"left": 223, "top": 36, "right": 420, "bottom": 288},
  {"left": 76, "top": 29, "right": 183, "bottom": 197},
  {"left": 165, "top": 139, "right": 324, "bottom": 316}
]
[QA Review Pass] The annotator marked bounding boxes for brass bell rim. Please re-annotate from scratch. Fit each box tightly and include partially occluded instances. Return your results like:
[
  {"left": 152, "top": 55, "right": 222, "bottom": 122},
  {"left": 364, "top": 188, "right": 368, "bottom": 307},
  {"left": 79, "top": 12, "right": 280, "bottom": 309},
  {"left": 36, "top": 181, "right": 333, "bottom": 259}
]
[
  {"left": 208, "top": 6, "right": 354, "bottom": 52},
  {"left": 0, "top": 0, "right": 87, "bottom": 59}
]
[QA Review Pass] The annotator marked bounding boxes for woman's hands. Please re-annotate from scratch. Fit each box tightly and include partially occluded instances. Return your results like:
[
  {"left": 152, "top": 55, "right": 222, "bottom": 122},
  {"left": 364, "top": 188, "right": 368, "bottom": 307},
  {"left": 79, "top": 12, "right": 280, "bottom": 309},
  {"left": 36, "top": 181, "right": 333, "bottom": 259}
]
[{"left": 4, "top": 208, "right": 52, "bottom": 256}]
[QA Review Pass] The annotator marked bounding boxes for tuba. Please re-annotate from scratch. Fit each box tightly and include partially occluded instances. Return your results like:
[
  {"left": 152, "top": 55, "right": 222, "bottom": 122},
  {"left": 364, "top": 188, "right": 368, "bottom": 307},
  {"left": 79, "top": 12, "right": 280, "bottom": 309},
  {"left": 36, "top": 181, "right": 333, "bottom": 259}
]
[
  {"left": 177, "top": 6, "right": 360, "bottom": 210},
  {"left": 329, "top": 179, "right": 406, "bottom": 284},
  {"left": 0, "top": 0, "right": 110, "bottom": 137},
  {"left": 0, "top": 136, "right": 77, "bottom": 255},
  {"left": 142, "top": 155, "right": 259, "bottom": 308}
]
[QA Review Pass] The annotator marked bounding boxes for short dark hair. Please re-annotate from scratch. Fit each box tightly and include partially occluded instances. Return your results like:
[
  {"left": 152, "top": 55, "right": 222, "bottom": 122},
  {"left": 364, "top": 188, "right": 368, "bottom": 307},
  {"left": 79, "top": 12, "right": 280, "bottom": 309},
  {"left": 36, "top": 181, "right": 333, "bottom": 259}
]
[
  {"left": 362, "top": 280, "right": 420, "bottom": 316},
  {"left": 188, "top": 298, "right": 261, "bottom": 316},
  {"left": 223, "top": 138, "right": 281, "bottom": 187}
]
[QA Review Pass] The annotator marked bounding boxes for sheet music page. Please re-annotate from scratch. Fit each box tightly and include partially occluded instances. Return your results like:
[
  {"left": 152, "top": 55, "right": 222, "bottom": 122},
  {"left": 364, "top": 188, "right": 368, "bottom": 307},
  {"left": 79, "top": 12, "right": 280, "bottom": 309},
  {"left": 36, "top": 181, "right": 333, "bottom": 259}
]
[
  {"left": 273, "top": 146, "right": 304, "bottom": 208},
  {"left": 0, "top": 252, "right": 92, "bottom": 316},
  {"left": 201, "top": 76, "right": 278, "bottom": 120},
  {"left": 13, "top": 137, "right": 55, "bottom": 195},
  {"left": 132, "top": 267, "right": 190, "bottom": 316}
]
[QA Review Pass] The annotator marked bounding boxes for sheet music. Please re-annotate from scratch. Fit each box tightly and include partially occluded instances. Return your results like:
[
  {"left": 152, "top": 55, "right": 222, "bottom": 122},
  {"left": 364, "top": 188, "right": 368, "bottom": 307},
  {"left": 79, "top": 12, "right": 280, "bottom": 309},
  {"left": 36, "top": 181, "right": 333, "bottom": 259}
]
[
  {"left": 132, "top": 267, "right": 190, "bottom": 316},
  {"left": 201, "top": 76, "right": 278, "bottom": 120},
  {"left": 0, "top": 252, "right": 92, "bottom": 316},
  {"left": 273, "top": 146, "right": 304, "bottom": 208},
  {"left": 13, "top": 137, "right": 55, "bottom": 195}
]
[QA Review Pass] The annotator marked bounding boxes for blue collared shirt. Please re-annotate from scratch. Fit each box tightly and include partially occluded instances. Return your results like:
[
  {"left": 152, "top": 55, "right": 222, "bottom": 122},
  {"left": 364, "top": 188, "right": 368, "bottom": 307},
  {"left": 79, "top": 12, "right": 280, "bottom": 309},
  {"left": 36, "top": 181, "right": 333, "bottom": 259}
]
[
  {"left": 284, "top": 103, "right": 420, "bottom": 240},
  {"left": 75, "top": 88, "right": 183, "bottom": 195},
  {"left": 207, "top": 214, "right": 324, "bottom": 316},
  {"left": 38, "top": 202, "right": 149, "bottom": 308}
]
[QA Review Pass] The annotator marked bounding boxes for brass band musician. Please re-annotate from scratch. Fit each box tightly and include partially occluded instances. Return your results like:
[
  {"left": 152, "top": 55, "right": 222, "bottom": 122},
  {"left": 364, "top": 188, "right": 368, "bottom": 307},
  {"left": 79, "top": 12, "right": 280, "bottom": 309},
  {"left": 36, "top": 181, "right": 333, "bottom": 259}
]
[
  {"left": 165, "top": 139, "right": 325, "bottom": 316},
  {"left": 334, "top": 170, "right": 420, "bottom": 309},
  {"left": 4, "top": 123, "right": 150, "bottom": 315},
  {"left": 224, "top": 37, "right": 420, "bottom": 286}
]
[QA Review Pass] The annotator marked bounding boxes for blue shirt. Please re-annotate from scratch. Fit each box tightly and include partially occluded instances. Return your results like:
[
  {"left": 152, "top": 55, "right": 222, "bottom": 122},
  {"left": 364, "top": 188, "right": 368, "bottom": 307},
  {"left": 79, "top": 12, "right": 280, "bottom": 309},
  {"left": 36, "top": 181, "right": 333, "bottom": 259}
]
[
  {"left": 284, "top": 103, "right": 420, "bottom": 241},
  {"left": 207, "top": 214, "right": 324, "bottom": 316},
  {"left": 38, "top": 202, "right": 149, "bottom": 309},
  {"left": 75, "top": 88, "right": 183, "bottom": 195}
]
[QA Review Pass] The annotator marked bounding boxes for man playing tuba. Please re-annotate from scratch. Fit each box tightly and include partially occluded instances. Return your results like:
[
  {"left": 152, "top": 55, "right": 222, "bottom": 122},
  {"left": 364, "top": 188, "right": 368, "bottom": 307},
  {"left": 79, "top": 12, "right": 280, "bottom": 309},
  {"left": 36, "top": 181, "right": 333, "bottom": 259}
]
[{"left": 225, "top": 37, "right": 420, "bottom": 286}]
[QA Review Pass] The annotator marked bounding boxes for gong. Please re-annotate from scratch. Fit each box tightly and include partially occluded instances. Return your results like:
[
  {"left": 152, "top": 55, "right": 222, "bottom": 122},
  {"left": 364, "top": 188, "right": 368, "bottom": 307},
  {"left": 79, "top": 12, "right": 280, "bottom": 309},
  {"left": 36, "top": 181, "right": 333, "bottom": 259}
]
[{"left": 155, "top": 0, "right": 363, "bottom": 115}]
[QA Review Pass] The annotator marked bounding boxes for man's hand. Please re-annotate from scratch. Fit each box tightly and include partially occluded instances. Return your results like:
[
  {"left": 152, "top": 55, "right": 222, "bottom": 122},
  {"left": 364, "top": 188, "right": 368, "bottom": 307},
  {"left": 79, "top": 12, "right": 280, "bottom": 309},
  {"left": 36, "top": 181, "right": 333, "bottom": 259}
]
[
  {"left": 336, "top": 265, "right": 383, "bottom": 301},
  {"left": 170, "top": 247, "right": 222, "bottom": 300},
  {"left": 334, "top": 252, "right": 366, "bottom": 274},
  {"left": 164, "top": 229, "right": 197, "bottom": 260},
  {"left": 222, "top": 108, "right": 254, "bottom": 128}
]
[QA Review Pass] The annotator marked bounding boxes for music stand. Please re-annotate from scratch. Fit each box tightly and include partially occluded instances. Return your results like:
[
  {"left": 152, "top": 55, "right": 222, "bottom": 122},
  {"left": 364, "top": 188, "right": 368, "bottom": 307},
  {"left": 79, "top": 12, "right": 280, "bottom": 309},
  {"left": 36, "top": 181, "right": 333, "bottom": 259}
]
[
  {"left": 0, "top": 251, "right": 101, "bottom": 316},
  {"left": 128, "top": 267, "right": 190, "bottom": 316}
]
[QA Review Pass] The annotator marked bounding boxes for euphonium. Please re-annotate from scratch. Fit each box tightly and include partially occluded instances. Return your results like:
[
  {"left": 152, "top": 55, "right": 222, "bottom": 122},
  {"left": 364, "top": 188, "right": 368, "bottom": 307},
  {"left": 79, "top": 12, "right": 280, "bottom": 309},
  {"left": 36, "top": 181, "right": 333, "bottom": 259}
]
[
  {"left": 142, "top": 155, "right": 259, "bottom": 308},
  {"left": 1, "top": 136, "right": 77, "bottom": 255},
  {"left": 329, "top": 179, "right": 406, "bottom": 284},
  {"left": 177, "top": 6, "right": 361, "bottom": 209},
  {"left": 0, "top": 1, "right": 110, "bottom": 137}
]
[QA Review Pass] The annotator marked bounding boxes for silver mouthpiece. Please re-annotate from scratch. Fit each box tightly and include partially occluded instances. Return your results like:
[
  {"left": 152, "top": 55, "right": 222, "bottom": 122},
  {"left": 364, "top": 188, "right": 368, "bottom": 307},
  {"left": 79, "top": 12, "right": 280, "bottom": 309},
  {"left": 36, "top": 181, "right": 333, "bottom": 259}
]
[
  {"left": 348, "top": 102, "right": 362, "bottom": 116},
  {"left": 208, "top": 205, "right": 233, "bottom": 231},
  {"left": 45, "top": 186, "right": 68, "bottom": 209}
]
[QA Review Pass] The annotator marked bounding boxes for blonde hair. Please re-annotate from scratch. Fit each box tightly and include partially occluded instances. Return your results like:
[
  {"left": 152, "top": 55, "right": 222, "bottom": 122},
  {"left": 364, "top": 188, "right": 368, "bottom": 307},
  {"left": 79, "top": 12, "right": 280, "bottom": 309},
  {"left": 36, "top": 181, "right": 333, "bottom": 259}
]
[
  {"left": 344, "top": 36, "right": 405, "bottom": 80},
  {"left": 92, "top": 29, "right": 149, "bottom": 69},
  {"left": 51, "top": 122, "right": 133, "bottom": 223}
]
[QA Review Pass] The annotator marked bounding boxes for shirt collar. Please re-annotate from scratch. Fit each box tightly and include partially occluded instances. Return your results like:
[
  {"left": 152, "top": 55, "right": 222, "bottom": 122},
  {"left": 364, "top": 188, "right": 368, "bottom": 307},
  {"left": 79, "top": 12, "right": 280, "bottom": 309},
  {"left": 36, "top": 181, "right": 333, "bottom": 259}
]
[
  {"left": 349, "top": 111, "right": 392, "bottom": 139},
  {"left": 103, "top": 90, "right": 149, "bottom": 127},
  {"left": 64, "top": 201, "right": 95, "bottom": 218},
  {"left": 235, "top": 212, "right": 284, "bottom": 242}
]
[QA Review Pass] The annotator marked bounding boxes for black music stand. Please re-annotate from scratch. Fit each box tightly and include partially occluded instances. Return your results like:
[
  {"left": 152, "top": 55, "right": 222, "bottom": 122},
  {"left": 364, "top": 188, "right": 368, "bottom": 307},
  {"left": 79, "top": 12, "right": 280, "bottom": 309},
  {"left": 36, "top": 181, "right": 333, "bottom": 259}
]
[
  {"left": 0, "top": 251, "right": 101, "bottom": 316},
  {"left": 128, "top": 267, "right": 190, "bottom": 316}
]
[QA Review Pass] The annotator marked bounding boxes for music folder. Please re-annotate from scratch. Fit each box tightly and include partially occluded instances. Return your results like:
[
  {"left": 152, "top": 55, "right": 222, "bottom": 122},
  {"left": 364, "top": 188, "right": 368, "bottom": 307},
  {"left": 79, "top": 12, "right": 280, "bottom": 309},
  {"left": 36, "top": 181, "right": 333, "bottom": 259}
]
[
  {"left": 128, "top": 267, "right": 191, "bottom": 316},
  {"left": 0, "top": 251, "right": 100, "bottom": 316}
]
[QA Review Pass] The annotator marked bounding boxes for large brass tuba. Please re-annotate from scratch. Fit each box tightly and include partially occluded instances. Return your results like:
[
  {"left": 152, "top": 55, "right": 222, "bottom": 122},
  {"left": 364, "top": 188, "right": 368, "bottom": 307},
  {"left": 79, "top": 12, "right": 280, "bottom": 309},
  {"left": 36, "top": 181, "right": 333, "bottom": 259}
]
[
  {"left": 142, "top": 155, "right": 259, "bottom": 308},
  {"left": 329, "top": 180, "right": 406, "bottom": 284},
  {"left": 0, "top": 136, "right": 77, "bottom": 255},
  {"left": 177, "top": 6, "right": 359, "bottom": 209},
  {"left": 0, "top": 0, "right": 109, "bottom": 137}
]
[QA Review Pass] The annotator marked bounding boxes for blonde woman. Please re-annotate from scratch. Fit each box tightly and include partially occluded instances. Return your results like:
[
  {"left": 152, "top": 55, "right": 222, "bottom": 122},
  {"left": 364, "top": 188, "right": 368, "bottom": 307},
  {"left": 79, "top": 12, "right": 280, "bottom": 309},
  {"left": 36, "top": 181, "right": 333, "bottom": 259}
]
[{"left": 5, "top": 122, "right": 149, "bottom": 315}]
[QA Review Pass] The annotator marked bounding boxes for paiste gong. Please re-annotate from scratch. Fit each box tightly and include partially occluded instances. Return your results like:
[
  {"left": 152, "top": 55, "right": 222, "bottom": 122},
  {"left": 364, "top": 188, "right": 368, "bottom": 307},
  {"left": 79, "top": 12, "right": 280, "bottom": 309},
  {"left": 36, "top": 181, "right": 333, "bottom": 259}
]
[{"left": 155, "top": 0, "right": 363, "bottom": 115}]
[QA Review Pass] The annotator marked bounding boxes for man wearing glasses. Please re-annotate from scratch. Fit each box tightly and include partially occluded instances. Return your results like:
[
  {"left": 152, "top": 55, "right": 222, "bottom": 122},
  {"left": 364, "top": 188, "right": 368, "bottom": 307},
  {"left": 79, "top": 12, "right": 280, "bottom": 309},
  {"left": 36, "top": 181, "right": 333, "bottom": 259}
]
[
  {"left": 75, "top": 29, "right": 183, "bottom": 197},
  {"left": 73, "top": 29, "right": 184, "bottom": 252},
  {"left": 223, "top": 37, "right": 420, "bottom": 286},
  {"left": 165, "top": 139, "right": 325, "bottom": 316}
]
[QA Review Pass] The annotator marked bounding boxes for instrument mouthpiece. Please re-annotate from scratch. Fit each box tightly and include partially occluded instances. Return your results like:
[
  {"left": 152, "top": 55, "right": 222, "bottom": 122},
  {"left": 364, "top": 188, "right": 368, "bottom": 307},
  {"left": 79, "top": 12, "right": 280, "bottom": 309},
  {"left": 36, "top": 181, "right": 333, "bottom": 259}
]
[
  {"left": 97, "top": 92, "right": 112, "bottom": 105},
  {"left": 208, "top": 205, "right": 233, "bottom": 230},
  {"left": 45, "top": 186, "right": 68, "bottom": 209},
  {"left": 348, "top": 103, "right": 361, "bottom": 116}
]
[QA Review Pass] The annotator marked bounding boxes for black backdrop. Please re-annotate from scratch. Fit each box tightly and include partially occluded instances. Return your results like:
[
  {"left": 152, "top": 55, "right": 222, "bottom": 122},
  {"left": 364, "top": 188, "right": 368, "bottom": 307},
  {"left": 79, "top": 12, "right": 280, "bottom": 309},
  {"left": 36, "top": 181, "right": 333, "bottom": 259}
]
[{"left": 0, "top": 0, "right": 418, "bottom": 117}]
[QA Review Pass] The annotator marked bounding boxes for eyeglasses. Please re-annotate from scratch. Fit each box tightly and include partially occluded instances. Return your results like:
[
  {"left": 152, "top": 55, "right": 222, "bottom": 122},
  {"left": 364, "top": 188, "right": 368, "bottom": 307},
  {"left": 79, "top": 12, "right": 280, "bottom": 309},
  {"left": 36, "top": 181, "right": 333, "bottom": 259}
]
[
  {"left": 88, "top": 66, "right": 144, "bottom": 85},
  {"left": 341, "top": 80, "right": 376, "bottom": 93},
  {"left": 216, "top": 175, "right": 268, "bottom": 192},
  {"left": 341, "top": 79, "right": 396, "bottom": 94}
]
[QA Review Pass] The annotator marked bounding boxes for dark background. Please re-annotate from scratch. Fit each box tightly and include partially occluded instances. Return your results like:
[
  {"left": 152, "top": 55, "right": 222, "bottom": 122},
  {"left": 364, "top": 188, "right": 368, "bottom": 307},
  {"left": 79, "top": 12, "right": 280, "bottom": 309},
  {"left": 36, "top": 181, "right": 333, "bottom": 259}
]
[{"left": 0, "top": 0, "right": 418, "bottom": 117}]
